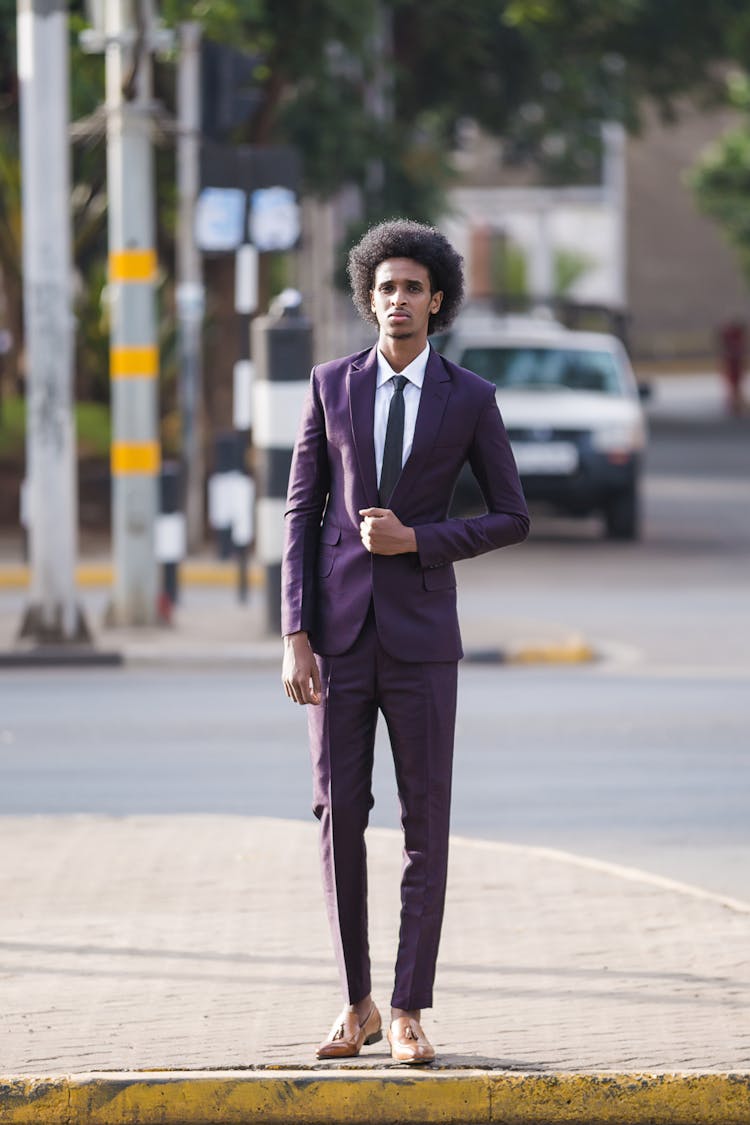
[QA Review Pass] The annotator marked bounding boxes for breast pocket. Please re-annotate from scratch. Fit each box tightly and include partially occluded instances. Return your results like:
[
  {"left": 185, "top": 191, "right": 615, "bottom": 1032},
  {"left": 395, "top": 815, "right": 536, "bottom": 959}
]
[{"left": 317, "top": 523, "right": 341, "bottom": 579}]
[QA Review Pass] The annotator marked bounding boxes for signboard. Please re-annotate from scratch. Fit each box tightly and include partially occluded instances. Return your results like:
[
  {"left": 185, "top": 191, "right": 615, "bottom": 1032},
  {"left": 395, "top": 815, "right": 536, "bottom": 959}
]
[
  {"left": 195, "top": 187, "right": 246, "bottom": 252},
  {"left": 248, "top": 187, "right": 300, "bottom": 252}
]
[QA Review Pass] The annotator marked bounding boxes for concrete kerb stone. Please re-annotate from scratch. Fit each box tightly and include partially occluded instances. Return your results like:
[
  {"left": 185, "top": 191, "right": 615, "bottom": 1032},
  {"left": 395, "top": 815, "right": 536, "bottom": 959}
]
[
  {"left": 1, "top": 1071, "right": 750, "bottom": 1125},
  {"left": 0, "top": 562, "right": 260, "bottom": 592}
]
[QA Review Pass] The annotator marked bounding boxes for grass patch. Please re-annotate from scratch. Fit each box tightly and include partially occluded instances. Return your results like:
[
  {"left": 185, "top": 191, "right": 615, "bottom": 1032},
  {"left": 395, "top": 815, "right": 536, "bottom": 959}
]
[
  {"left": 0, "top": 396, "right": 111, "bottom": 458},
  {"left": 75, "top": 400, "right": 111, "bottom": 456}
]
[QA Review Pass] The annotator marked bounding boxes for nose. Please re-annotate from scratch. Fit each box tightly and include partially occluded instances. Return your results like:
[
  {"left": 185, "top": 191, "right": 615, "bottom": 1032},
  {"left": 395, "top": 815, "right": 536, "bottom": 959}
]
[{"left": 392, "top": 287, "right": 408, "bottom": 306}]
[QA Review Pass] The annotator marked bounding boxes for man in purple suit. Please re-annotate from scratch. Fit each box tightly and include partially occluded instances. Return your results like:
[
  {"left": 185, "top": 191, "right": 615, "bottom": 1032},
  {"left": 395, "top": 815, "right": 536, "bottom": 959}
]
[{"left": 282, "top": 219, "right": 529, "bottom": 1063}]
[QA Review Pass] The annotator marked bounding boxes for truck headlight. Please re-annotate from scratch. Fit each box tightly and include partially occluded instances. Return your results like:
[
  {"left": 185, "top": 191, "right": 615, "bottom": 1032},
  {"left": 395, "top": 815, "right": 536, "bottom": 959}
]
[{"left": 591, "top": 419, "right": 645, "bottom": 454}]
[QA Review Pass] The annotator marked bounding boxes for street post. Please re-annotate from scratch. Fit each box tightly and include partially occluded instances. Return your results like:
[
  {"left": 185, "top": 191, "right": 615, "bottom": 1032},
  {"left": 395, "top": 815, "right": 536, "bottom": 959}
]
[{"left": 16, "top": 0, "right": 89, "bottom": 645}]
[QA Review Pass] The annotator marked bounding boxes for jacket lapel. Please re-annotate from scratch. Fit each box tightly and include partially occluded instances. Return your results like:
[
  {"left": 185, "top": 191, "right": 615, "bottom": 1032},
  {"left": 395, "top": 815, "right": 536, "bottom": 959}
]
[
  {"left": 348, "top": 346, "right": 379, "bottom": 506},
  {"left": 390, "top": 347, "right": 451, "bottom": 505}
]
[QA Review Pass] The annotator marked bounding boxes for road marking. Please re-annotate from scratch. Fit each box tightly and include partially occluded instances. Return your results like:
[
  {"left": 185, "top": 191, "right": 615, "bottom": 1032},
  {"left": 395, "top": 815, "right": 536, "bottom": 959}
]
[
  {"left": 448, "top": 833, "right": 750, "bottom": 914},
  {"left": 248, "top": 819, "right": 750, "bottom": 916},
  {"left": 596, "top": 658, "right": 750, "bottom": 680}
]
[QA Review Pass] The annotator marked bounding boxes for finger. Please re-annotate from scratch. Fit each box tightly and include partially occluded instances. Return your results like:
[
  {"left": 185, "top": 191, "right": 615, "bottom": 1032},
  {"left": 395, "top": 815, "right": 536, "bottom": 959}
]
[{"left": 359, "top": 507, "right": 386, "bottom": 517}]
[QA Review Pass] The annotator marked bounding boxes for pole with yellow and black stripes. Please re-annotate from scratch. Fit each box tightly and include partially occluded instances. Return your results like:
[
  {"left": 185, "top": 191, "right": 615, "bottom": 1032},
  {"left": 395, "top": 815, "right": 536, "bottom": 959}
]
[{"left": 105, "top": 0, "right": 160, "bottom": 625}]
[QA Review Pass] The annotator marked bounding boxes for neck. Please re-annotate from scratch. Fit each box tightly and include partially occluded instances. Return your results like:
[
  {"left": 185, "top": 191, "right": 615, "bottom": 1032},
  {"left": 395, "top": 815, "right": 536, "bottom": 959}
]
[{"left": 377, "top": 334, "right": 428, "bottom": 373}]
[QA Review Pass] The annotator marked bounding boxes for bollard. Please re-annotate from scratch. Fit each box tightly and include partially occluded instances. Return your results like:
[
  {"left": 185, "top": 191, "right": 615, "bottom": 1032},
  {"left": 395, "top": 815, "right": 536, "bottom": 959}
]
[
  {"left": 19, "top": 477, "right": 29, "bottom": 563},
  {"left": 230, "top": 465, "right": 255, "bottom": 604},
  {"left": 207, "top": 432, "right": 241, "bottom": 559},
  {"left": 251, "top": 295, "right": 312, "bottom": 634},
  {"left": 155, "top": 462, "right": 185, "bottom": 624}
]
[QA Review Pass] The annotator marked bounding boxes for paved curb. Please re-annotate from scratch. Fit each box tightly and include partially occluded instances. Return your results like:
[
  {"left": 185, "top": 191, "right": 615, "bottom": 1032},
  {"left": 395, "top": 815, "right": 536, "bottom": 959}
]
[
  {"left": 0, "top": 641, "right": 596, "bottom": 669},
  {"left": 464, "top": 639, "right": 596, "bottom": 665},
  {"left": 0, "top": 563, "right": 261, "bottom": 591},
  {"left": 1, "top": 1071, "right": 749, "bottom": 1125}
]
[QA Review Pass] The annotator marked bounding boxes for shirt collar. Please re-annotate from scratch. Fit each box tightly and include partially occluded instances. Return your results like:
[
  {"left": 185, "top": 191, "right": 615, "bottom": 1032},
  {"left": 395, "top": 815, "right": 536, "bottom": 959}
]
[{"left": 376, "top": 343, "right": 430, "bottom": 390}]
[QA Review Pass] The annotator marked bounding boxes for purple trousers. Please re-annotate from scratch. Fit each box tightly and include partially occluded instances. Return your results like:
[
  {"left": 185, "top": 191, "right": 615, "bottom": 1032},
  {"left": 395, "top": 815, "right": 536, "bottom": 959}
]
[{"left": 307, "top": 610, "right": 458, "bottom": 1010}]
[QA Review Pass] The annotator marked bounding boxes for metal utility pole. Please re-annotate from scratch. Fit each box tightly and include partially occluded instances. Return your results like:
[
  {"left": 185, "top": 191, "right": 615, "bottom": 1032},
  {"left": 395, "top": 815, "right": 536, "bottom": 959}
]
[
  {"left": 176, "top": 21, "right": 205, "bottom": 550},
  {"left": 105, "top": 0, "right": 160, "bottom": 625},
  {"left": 602, "top": 121, "right": 627, "bottom": 312},
  {"left": 16, "top": 0, "right": 89, "bottom": 644}
]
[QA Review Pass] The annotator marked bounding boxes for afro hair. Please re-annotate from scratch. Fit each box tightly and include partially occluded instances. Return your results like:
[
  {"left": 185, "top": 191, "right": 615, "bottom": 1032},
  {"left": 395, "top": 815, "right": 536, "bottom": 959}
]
[{"left": 347, "top": 218, "right": 464, "bottom": 335}]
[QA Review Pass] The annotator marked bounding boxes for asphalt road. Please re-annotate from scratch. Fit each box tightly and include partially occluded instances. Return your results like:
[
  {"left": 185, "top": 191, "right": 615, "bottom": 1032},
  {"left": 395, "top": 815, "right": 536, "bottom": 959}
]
[{"left": 1, "top": 399, "right": 748, "bottom": 902}]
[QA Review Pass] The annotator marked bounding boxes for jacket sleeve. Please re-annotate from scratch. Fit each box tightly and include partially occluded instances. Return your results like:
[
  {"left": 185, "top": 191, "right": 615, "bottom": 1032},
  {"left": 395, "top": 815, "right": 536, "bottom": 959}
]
[
  {"left": 413, "top": 390, "right": 530, "bottom": 568},
  {"left": 281, "top": 368, "right": 330, "bottom": 636}
]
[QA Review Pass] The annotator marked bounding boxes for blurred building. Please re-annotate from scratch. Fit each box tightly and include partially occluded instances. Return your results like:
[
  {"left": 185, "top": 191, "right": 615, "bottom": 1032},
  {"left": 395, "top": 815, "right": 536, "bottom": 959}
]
[
  {"left": 441, "top": 105, "right": 748, "bottom": 365},
  {"left": 297, "top": 104, "right": 748, "bottom": 367},
  {"left": 626, "top": 100, "right": 747, "bottom": 363}
]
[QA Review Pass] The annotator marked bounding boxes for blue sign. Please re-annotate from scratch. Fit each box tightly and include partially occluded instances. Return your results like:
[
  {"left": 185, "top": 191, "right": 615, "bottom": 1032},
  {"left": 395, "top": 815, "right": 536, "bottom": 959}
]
[
  {"left": 248, "top": 187, "right": 300, "bottom": 252},
  {"left": 195, "top": 188, "right": 246, "bottom": 252}
]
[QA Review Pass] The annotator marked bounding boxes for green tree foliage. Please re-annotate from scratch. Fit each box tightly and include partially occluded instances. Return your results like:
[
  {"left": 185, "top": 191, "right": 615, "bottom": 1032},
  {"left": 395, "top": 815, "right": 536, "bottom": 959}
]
[
  {"left": 4, "top": 0, "right": 750, "bottom": 401},
  {"left": 162, "top": 0, "right": 750, "bottom": 209},
  {"left": 690, "top": 74, "right": 750, "bottom": 287},
  {"left": 157, "top": 0, "right": 750, "bottom": 291}
]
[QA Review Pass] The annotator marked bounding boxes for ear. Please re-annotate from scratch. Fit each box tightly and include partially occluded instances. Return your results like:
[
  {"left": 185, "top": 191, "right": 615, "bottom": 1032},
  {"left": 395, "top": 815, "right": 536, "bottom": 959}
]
[
  {"left": 370, "top": 290, "right": 376, "bottom": 312},
  {"left": 430, "top": 290, "right": 444, "bottom": 314}
]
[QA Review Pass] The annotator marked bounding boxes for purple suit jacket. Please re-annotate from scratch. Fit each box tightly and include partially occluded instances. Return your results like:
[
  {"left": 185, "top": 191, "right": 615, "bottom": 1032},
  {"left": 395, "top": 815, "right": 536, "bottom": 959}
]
[{"left": 281, "top": 344, "right": 530, "bottom": 661}]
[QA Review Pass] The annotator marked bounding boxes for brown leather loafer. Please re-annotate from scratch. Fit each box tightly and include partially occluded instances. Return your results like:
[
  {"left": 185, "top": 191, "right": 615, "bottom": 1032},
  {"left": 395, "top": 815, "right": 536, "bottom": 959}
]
[
  {"left": 387, "top": 1016, "right": 436, "bottom": 1064},
  {"left": 316, "top": 1004, "right": 383, "bottom": 1059}
]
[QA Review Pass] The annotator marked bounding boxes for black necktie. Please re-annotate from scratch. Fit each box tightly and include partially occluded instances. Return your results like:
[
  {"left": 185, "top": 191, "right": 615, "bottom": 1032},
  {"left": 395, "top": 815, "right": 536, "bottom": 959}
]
[{"left": 379, "top": 374, "right": 407, "bottom": 506}]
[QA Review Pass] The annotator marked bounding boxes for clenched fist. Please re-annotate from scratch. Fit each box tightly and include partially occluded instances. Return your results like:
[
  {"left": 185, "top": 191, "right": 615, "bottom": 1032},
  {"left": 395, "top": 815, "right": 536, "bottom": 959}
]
[{"left": 359, "top": 508, "right": 417, "bottom": 555}]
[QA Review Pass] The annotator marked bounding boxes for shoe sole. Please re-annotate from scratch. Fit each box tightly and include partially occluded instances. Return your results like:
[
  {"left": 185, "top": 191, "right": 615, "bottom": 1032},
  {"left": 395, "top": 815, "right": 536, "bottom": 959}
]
[{"left": 389, "top": 1053, "right": 435, "bottom": 1065}]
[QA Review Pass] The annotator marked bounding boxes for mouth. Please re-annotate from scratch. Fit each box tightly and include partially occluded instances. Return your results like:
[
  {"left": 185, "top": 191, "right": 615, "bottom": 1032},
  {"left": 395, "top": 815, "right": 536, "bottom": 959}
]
[{"left": 388, "top": 312, "right": 410, "bottom": 322}]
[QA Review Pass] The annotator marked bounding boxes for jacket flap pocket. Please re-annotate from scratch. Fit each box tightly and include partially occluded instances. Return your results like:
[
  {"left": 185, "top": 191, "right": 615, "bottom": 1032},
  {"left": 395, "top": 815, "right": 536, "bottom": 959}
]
[
  {"left": 422, "top": 564, "right": 456, "bottom": 591},
  {"left": 319, "top": 522, "right": 342, "bottom": 546}
]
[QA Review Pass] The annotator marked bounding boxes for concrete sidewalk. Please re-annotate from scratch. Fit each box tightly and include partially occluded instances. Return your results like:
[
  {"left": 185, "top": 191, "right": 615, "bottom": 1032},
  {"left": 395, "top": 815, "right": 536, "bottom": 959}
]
[{"left": 1, "top": 816, "right": 748, "bottom": 1122}]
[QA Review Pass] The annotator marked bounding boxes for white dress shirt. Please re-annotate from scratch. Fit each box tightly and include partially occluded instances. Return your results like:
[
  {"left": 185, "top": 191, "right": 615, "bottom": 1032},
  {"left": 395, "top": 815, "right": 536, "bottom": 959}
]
[{"left": 374, "top": 344, "right": 430, "bottom": 489}]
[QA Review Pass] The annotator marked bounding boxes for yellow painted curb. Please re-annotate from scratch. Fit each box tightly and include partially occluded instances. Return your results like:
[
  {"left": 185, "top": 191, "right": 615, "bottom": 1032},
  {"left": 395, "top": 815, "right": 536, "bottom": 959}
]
[
  {"left": 0, "top": 1071, "right": 749, "bottom": 1125},
  {"left": 0, "top": 564, "right": 264, "bottom": 591},
  {"left": 0, "top": 567, "right": 29, "bottom": 590},
  {"left": 508, "top": 637, "right": 596, "bottom": 664}
]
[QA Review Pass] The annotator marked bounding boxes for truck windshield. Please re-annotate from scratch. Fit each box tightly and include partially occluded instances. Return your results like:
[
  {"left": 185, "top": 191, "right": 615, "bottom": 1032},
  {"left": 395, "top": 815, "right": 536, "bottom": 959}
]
[{"left": 459, "top": 347, "right": 624, "bottom": 394}]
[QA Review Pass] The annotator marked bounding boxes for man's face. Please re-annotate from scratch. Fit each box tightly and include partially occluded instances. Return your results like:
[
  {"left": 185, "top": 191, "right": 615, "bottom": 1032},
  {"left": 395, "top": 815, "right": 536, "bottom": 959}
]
[{"left": 370, "top": 258, "right": 443, "bottom": 342}]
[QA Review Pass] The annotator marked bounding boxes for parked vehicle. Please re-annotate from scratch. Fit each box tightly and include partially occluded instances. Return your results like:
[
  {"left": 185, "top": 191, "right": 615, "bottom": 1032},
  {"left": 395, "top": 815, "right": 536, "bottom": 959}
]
[{"left": 440, "top": 313, "right": 648, "bottom": 539}]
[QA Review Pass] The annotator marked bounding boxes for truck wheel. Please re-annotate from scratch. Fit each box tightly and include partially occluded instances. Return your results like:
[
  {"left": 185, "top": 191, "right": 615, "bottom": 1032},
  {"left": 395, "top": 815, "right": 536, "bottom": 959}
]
[{"left": 604, "top": 485, "right": 639, "bottom": 540}]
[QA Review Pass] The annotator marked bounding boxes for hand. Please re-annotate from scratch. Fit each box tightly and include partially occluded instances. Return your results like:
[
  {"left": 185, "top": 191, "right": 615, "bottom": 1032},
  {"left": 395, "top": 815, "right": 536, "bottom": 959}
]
[
  {"left": 282, "top": 631, "right": 322, "bottom": 705},
  {"left": 359, "top": 508, "right": 417, "bottom": 555}
]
